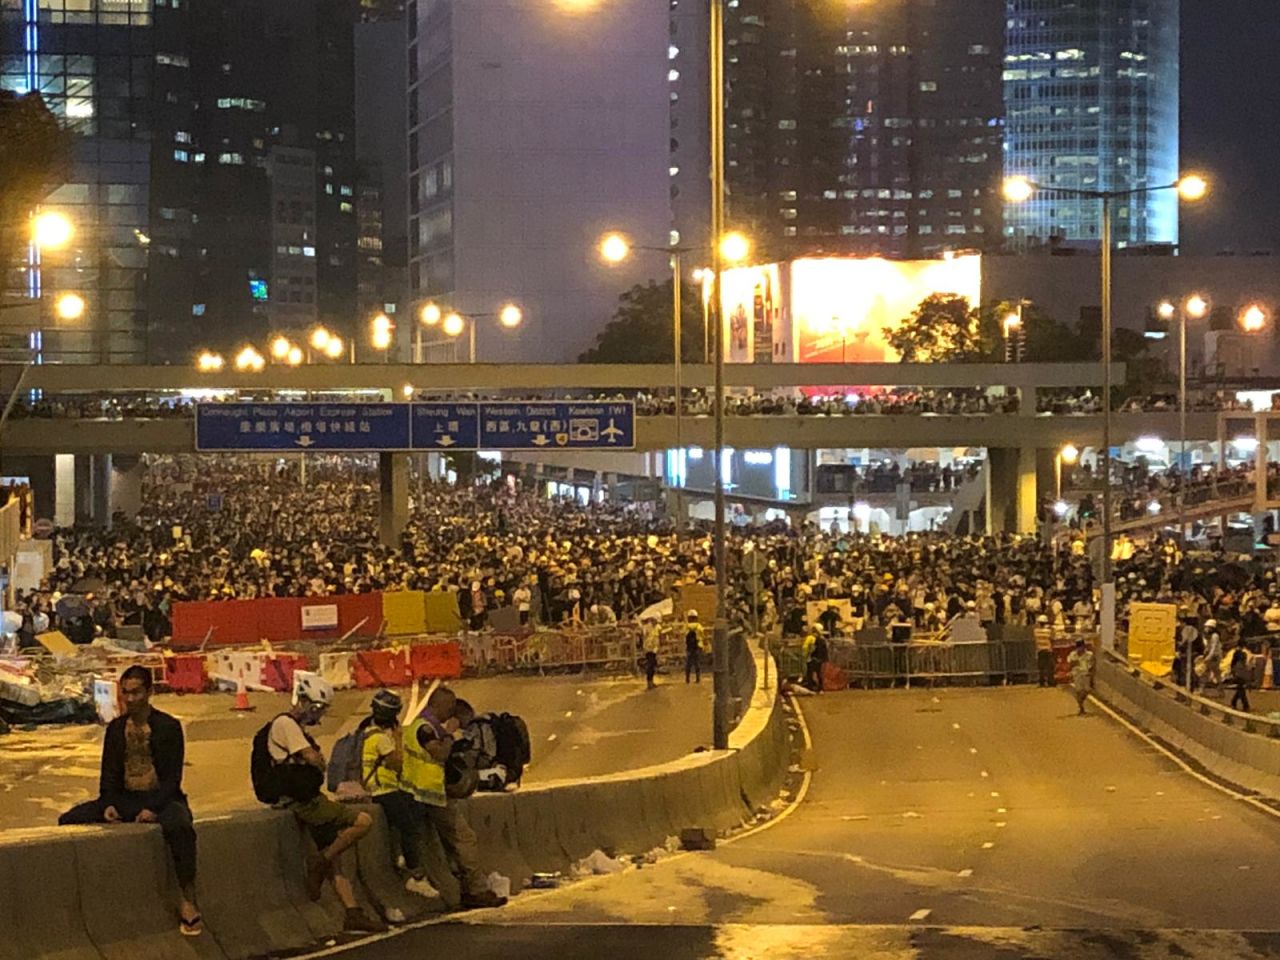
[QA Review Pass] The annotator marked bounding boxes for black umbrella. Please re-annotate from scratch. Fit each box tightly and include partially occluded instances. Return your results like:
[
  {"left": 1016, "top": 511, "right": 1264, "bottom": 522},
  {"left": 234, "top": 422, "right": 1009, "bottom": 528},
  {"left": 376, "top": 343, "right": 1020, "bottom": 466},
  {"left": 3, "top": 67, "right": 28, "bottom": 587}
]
[
  {"left": 55, "top": 595, "right": 91, "bottom": 620},
  {"left": 69, "top": 576, "right": 108, "bottom": 594}
]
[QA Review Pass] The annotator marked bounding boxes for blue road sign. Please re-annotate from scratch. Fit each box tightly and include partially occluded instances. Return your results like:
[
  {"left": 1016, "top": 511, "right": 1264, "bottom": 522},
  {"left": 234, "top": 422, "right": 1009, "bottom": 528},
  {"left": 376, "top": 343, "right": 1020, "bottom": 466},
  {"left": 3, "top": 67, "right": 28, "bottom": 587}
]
[
  {"left": 195, "top": 403, "right": 411, "bottom": 451},
  {"left": 410, "top": 402, "right": 481, "bottom": 450},
  {"left": 476, "top": 401, "right": 635, "bottom": 451}
]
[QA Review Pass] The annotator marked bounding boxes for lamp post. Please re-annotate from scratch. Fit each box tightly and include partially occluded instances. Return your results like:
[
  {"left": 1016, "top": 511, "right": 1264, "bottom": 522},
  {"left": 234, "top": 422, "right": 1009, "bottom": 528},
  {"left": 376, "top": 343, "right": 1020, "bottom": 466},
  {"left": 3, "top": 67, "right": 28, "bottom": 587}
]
[
  {"left": 422, "top": 303, "right": 522, "bottom": 363},
  {"left": 1004, "top": 173, "right": 1208, "bottom": 648},
  {"left": 1056, "top": 442, "right": 1079, "bottom": 500},
  {"left": 710, "top": 0, "right": 729, "bottom": 749},
  {"left": 370, "top": 312, "right": 394, "bottom": 363},
  {"left": 598, "top": 232, "right": 688, "bottom": 522}
]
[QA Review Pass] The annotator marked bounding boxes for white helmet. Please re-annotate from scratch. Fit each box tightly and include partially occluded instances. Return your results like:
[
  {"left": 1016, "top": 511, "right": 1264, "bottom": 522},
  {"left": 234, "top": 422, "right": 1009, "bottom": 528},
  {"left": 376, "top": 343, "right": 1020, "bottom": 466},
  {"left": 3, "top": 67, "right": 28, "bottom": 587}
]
[{"left": 293, "top": 671, "right": 334, "bottom": 708}]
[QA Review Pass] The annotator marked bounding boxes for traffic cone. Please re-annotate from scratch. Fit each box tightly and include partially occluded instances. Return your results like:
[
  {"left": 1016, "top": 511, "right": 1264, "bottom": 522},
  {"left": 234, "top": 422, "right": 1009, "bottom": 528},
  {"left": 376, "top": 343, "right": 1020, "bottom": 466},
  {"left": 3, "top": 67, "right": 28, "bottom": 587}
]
[
  {"left": 232, "top": 678, "right": 255, "bottom": 712},
  {"left": 1264, "top": 656, "right": 1275, "bottom": 692}
]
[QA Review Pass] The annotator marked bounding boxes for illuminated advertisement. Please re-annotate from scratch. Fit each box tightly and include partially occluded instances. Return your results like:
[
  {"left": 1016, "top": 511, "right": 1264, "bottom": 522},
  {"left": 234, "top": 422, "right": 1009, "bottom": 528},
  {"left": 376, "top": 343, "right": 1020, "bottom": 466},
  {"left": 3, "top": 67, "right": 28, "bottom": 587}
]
[
  {"left": 720, "top": 263, "right": 784, "bottom": 363},
  {"left": 790, "top": 255, "right": 982, "bottom": 364}
]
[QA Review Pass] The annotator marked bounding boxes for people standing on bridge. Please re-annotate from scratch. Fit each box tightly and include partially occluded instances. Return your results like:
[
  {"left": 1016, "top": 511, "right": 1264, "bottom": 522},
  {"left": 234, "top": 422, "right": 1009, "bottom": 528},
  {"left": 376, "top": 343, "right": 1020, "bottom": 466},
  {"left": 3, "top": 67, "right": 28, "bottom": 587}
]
[
  {"left": 58, "top": 665, "right": 202, "bottom": 936},
  {"left": 403, "top": 686, "right": 507, "bottom": 909},
  {"left": 262, "top": 675, "right": 385, "bottom": 933},
  {"left": 684, "top": 610, "right": 705, "bottom": 683},
  {"left": 1067, "top": 639, "right": 1094, "bottom": 716}
]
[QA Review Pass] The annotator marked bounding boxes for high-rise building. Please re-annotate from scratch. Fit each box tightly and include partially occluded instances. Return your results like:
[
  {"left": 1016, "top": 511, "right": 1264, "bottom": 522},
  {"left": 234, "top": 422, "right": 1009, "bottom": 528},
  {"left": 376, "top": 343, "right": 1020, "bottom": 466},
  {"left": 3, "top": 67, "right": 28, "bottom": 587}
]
[
  {"left": 2, "top": 0, "right": 360, "bottom": 364},
  {"left": 1003, "top": 0, "right": 1180, "bottom": 250},
  {"left": 407, "top": 0, "right": 670, "bottom": 363},
  {"left": 680, "top": 0, "right": 1005, "bottom": 261}
]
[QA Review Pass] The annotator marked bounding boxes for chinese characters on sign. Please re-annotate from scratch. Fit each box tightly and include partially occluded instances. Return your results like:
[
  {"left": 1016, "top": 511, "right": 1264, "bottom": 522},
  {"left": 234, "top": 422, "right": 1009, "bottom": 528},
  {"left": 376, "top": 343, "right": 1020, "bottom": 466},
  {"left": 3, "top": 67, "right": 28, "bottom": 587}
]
[{"left": 195, "top": 402, "right": 635, "bottom": 452}]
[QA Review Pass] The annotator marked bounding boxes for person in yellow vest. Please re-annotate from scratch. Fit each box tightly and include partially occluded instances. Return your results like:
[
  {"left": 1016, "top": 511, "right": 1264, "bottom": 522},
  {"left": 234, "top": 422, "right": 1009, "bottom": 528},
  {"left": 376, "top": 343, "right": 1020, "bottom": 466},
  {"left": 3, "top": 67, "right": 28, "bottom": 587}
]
[
  {"left": 359, "top": 690, "right": 428, "bottom": 888},
  {"left": 684, "top": 610, "right": 706, "bottom": 683},
  {"left": 402, "top": 686, "right": 507, "bottom": 909}
]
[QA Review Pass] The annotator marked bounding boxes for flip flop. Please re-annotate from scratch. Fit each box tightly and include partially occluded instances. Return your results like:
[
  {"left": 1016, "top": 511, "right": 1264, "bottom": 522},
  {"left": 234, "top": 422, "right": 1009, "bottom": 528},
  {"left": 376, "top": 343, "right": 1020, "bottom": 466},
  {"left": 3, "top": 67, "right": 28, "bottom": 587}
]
[{"left": 180, "top": 914, "right": 203, "bottom": 937}]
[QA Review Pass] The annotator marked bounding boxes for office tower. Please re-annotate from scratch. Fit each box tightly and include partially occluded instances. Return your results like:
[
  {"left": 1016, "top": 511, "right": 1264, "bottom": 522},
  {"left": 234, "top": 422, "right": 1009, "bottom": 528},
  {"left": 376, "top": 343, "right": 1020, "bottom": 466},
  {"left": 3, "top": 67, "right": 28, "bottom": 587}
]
[
  {"left": 1004, "top": 0, "right": 1180, "bottom": 249},
  {"left": 2, "top": 0, "right": 360, "bottom": 363},
  {"left": 689, "top": 0, "right": 1004, "bottom": 260},
  {"left": 407, "top": 0, "right": 670, "bottom": 363}
]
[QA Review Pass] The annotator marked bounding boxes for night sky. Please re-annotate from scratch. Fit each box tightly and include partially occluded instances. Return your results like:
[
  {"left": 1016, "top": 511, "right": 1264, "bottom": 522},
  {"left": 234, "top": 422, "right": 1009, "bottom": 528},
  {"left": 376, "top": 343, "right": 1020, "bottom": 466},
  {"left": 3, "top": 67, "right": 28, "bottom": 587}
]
[{"left": 1180, "top": 0, "right": 1280, "bottom": 255}]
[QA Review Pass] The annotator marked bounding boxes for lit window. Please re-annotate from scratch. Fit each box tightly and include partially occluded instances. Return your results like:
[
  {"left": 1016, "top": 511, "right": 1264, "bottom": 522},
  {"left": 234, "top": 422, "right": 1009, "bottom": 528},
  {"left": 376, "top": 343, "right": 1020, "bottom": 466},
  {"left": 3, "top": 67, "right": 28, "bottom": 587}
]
[
  {"left": 668, "top": 45, "right": 679, "bottom": 60},
  {"left": 668, "top": 69, "right": 680, "bottom": 82},
  {"left": 919, "top": 81, "right": 938, "bottom": 92},
  {"left": 340, "top": 202, "right": 353, "bottom": 213},
  {"left": 173, "top": 149, "right": 189, "bottom": 162}
]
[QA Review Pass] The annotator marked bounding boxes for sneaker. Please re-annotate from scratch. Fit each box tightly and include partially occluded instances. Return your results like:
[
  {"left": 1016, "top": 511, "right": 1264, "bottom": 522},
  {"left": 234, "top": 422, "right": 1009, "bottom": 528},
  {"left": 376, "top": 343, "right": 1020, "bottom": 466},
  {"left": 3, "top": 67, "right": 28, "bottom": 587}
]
[
  {"left": 460, "top": 889, "right": 508, "bottom": 910},
  {"left": 304, "top": 854, "right": 331, "bottom": 902},
  {"left": 179, "top": 913, "right": 203, "bottom": 937},
  {"left": 343, "top": 908, "right": 389, "bottom": 934},
  {"left": 405, "top": 875, "right": 438, "bottom": 898}
]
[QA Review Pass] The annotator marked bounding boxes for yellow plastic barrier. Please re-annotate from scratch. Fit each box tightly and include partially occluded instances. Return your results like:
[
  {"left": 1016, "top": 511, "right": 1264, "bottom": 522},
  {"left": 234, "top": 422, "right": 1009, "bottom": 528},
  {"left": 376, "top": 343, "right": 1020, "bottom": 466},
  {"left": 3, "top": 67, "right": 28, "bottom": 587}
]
[{"left": 382, "top": 589, "right": 427, "bottom": 636}]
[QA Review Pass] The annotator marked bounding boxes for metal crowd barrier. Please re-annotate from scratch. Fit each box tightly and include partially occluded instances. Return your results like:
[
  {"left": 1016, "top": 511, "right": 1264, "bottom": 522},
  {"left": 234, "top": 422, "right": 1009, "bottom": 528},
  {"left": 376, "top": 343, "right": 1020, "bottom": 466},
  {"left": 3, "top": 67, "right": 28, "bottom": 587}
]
[{"left": 779, "top": 637, "right": 1040, "bottom": 688}]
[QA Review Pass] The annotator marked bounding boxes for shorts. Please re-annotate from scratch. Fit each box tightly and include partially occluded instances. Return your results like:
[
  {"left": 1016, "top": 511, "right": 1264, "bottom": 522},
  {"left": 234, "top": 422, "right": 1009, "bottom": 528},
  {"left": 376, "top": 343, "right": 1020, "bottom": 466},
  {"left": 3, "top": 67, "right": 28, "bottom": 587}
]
[{"left": 291, "top": 793, "right": 360, "bottom": 850}]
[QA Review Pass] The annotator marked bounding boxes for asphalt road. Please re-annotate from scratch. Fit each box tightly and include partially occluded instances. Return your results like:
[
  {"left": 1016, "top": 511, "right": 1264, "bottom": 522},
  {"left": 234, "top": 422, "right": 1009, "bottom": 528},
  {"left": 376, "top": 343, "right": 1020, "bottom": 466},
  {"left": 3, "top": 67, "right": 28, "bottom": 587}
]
[
  {"left": 330, "top": 685, "right": 1280, "bottom": 959},
  {"left": 0, "top": 671, "right": 712, "bottom": 829}
]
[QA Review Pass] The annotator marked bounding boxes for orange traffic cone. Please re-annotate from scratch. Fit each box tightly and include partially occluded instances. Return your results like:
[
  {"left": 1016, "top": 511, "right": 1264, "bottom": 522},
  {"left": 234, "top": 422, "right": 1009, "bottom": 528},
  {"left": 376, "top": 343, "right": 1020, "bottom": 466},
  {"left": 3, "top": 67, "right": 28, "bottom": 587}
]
[
  {"left": 1264, "top": 655, "right": 1275, "bottom": 692},
  {"left": 232, "top": 679, "right": 255, "bottom": 712}
]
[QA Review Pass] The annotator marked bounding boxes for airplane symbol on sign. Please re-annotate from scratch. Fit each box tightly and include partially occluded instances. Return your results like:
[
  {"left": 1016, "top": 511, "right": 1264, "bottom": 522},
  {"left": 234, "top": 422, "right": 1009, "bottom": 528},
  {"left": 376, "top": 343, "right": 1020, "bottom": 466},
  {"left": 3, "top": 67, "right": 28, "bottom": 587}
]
[
  {"left": 531, "top": 434, "right": 551, "bottom": 446},
  {"left": 601, "top": 418, "right": 625, "bottom": 443},
  {"left": 296, "top": 435, "right": 316, "bottom": 448}
]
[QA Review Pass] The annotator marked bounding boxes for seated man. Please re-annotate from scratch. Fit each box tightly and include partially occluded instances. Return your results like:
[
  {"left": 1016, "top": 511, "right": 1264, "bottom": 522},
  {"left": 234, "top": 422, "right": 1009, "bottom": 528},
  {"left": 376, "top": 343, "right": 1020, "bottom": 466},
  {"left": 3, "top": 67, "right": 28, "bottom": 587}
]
[{"left": 59, "top": 665, "right": 202, "bottom": 936}]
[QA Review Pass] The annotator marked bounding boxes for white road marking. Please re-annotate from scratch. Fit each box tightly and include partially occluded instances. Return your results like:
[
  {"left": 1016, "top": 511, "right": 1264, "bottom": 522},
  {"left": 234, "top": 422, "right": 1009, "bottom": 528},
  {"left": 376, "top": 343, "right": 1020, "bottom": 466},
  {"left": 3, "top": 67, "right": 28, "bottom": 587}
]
[
  {"left": 952, "top": 723, "right": 961, "bottom": 730},
  {"left": 908, "top": 908, "right": 932, "bottom": 921},
  {"left": 995, "top": 822, "right": 1007, "bottom": 828},
  {"left": 957, "top": 868, "right": 973, "bottom": 878},
  {"left": 981, "top": 842, "right": 995, "bottom": 849}
]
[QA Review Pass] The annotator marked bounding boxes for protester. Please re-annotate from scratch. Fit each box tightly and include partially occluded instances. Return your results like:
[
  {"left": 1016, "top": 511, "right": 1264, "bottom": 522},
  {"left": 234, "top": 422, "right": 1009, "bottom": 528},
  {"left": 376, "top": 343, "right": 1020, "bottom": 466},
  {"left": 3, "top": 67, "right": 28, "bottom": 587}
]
[
  {"left": 641, "top": 618, "right": 661, "bottom": 690},
  {"left": 1067, "top": 639, "right": 1095, "bottom": 716},
  {"left": 58, "top": 665, "right": 201, "bottom": 935},
  {"left": 684, "top": 610, "right": 704, "bottom": 684},
  {"left": 1229, "top": 644, "right": 1252, "bottom": 712},
  {"left": 402, "top": 686, "right": 506, "bottom": 909},
  {"left": 356, "top": 689, "right": 431, "bottom": 889},
  {"left": 264, "top": 675, "right": 384, "bottom": 933}
]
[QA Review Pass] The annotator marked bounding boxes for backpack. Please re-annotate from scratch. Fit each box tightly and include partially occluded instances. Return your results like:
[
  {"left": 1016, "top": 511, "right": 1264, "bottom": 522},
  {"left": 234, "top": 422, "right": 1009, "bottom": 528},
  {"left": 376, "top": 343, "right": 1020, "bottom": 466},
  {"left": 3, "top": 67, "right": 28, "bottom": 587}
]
[
  {"left": 326, "top": 721, "right": 373, "bottom": 793},
  {"left": 445, "top": 740, "right": 481, "bottom": 799},
  {"left": 251, "top": 714, "right": 323, "bottom": 805},
  {"left": 488, "top": 712, "right": 531, "bottom": 784}
]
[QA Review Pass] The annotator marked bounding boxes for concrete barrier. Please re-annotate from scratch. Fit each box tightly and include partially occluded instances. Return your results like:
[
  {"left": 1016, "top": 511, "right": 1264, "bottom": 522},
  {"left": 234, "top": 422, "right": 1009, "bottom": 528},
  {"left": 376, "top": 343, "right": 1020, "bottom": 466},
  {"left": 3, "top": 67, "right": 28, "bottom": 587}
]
[
  {"left": 3, "top": 648, "right": 790, "bottom": 960},
  {"left": 1095, "top": 655, "right": 1280, "bottom": 798}
]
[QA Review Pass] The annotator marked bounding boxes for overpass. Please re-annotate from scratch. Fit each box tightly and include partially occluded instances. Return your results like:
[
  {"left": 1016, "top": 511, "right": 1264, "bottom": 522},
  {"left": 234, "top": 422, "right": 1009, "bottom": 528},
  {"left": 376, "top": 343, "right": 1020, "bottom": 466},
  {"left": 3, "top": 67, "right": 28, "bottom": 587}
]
[{"left": 1, "top": 360, "right": 1268, "bottom": 539}]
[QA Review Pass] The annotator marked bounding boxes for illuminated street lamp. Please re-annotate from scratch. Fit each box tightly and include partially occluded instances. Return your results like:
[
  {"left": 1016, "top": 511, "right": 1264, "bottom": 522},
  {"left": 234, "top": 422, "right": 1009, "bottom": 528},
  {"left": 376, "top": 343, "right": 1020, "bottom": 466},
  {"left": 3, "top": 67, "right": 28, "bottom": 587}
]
[
  {"left": 1156, "top": 301, "right": 1176, "bottom": 322},
  {"left": 499, "top": 303, "right": 524, "bottom": 329},
  {"left": 54, "top": 293, "right": 85, "bottom": 321},
  {"left": 1185, "top": 294, "right": 1209, "bottom": 320},
  {"left": 441, "top": 312, "right": 465, "bottom": 338},
  {"left": 196, "top": 350, "right": 224, "bottom": 373},
  {"left": 270, "top": 335, "right": 292, "bottom": 361},
  {"left": 719, "top": 231, "right": 750, "bottom": 264},
  {"left": 323, "top": 335, "right": 345, "bottom": 361},
  {"left": 1239, "top": 303, "right": 1268, "bottom": 334},
  {"left": 1003, "top": 172, "right": 1210, "bottom": 637},
  {"left": 234, "top": 345, "right": 265, "bottom": 372},
  {"left": 1055, "top": 443, "right": 1079, "bottom": 499},
  {"left": 370, "top": 312, "right": 394, "bottom": 359},
  {"left": 599, "top": 232, "right": 631, "bottom": 264},
  {"left": 309, "top": 326, "right": 332, "bottom": 352},
  {"left": 420, "top": 302, "right": 442, "bottom": 326},
  {"left": 32, "top": 211, "right": 74, "bottom": 251},
  {"left": 286, "top": 346, "right": 303, "bottom": 366}
]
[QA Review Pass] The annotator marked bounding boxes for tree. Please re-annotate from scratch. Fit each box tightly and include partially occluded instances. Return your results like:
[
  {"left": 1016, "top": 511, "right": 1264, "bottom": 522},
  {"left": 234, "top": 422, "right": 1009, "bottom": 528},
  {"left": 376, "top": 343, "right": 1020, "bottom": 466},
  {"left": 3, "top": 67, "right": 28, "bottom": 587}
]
[
  {"left": 884, "top": 293, "right": 1001, "bottom": 362},
  {"left": 578, "top": 279, "right": 707, "bottom": 363},
  {"left": 0, "top": 92, "right": 73, "bottom": 266}
]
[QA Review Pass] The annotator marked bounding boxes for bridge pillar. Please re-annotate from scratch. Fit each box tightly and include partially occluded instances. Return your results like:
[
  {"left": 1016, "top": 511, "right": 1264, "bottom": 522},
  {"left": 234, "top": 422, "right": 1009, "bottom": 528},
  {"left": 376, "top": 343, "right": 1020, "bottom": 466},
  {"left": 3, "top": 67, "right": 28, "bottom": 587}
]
[
  {"left": 379, "top": 452, "right": 409, "bottom": 548},
  {"left": 73, "top": 454, "right": 111, "bottom": 527},
  {"left": 109, "top": 455, "right": 144, "bottom": 524},
  {"left": 988, "top": 446, "right": 1037, "bottom": 535},
  {"left": 0, "top": 455, "right": 56, "bottom": 521}
]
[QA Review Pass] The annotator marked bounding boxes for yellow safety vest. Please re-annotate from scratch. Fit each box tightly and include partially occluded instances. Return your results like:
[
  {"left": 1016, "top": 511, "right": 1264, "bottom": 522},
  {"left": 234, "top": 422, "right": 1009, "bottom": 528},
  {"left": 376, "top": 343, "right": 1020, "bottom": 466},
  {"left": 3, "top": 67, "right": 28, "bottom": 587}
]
[
  {"left": 400, "top": 718, "right": 447, "bottom": 808},
  {"left": 360, "top": 729, "right": 402, "bottom": 797}
]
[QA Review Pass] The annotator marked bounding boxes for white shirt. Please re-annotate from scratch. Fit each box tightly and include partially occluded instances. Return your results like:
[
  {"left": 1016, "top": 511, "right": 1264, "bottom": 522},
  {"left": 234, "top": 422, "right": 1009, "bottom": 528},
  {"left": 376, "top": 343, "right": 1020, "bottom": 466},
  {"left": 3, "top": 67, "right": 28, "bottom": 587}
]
[{"left": 268, "top": 714, "right": 312, "bottom": 763}]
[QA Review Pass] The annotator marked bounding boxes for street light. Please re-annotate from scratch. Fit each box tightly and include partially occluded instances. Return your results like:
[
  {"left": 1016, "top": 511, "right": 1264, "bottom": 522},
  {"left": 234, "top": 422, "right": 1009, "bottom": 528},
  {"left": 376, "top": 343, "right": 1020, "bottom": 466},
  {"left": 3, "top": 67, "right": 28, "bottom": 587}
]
[
  {"left": 1056, "top": 442, "right": 1079, "bottom": 500},
  {"left": 420, "top": 302, "right": 442, "bottom": 326},
  {"left": 196, "top": 350, "right": 224, "bottom": 373},
  {"left": 286, "top": 346, "right": 303, "bottom": 366},
  {"left": 234, "top": 345, "right": 265, "bottom": 372},
  {"left": 1157, "top": 301, "right": 1176, "bottom": 322},
  {"left": 270, "top": 335, "right": 292, "bottom": 361},
  {"left": 1185, "top": 294, "right": 1209, "bottom": 320},
  {"left": 54, "top": 293, "right": 85, "bottom": 321},
  {"left": 309, "top": 326, "right": 332, "bottom": 352},
  {"left": 370, "top": 313, "right": 394, "bottom": 359},
  {"left": 323, "top": 336, "right": 345, "bottom": 361},
  {"left": 1239, "top": 303, "right": 1268, "bottom": 334},
  {"left": 719, "top": 231, "right": 750, "bottom": 264},
  {"left": 441, "top": 312, "right": 465, "bottom": 338},
  {"left": 499, "top": 303, "right": 524, "bottom": 329},
  {"left": 32, "top": 211, "right": 74, "bottom": 251},
  {"left": 1003, "top": 172, "right": 1209, "bottom": 649},
  {"left": 598, "top": 230, "right": 691, "bottom": 523}
]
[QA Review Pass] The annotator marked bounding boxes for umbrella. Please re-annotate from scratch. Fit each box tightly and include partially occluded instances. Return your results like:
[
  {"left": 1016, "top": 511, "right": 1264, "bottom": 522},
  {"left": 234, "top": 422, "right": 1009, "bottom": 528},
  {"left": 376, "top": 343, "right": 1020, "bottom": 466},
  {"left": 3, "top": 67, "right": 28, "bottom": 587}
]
[
  {"left": 638, "top": 597, "right": 673, "bottom": 622},
  {"left": 55, "top": 595, "right": 91, "bottom": 620},
  {"left": 69, "top": 577, "right": 108, "bottom": 594}
]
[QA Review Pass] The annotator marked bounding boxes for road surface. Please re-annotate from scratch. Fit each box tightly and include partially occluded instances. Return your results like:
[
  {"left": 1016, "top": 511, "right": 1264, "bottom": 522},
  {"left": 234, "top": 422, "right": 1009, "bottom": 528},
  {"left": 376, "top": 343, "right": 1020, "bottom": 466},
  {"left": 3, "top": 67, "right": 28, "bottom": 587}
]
[
  {"left": 0, "top": 672, "right": 713, "bottom": 829},
  {"left": 330, "top": 685, "right": 1280, "bottom": 959}
]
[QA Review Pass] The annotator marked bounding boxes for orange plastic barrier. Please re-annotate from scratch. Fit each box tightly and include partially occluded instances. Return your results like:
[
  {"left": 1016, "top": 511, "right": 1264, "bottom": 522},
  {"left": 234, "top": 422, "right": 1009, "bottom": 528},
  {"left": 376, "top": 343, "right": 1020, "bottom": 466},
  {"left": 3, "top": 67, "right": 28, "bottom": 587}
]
[
  {"left": 352, "top": 648, "right": 410, "bottom": 688},
  {"left": 410, "top": 642, "right": 462, "bottom": 679},
  {"left": 162, "top": 654, "right": 207, "bottom": 693},
  {"left": 259, "top": 654, "right": 310, "bottom": 692},
  {"left": 170, "top": 592, "right": 385, "bottom": 648}
]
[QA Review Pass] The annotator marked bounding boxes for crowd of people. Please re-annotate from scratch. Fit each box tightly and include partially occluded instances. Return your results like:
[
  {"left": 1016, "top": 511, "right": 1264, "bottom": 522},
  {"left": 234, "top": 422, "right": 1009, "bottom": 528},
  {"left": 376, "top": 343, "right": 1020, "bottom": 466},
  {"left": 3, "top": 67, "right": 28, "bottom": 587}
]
[{"left": 11, "top": 385, "right": 1271, "bottom": 422}]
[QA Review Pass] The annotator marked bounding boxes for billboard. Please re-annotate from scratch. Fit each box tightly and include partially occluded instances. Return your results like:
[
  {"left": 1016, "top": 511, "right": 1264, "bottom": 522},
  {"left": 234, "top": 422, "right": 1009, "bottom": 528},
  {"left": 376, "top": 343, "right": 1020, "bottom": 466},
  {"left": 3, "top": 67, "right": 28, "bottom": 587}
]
[
  {"left": 719, "top": 255, "right": 982, "bottom": 365},
  {"left": 790, "top": 255, "right": 982, "bottom": 364}
]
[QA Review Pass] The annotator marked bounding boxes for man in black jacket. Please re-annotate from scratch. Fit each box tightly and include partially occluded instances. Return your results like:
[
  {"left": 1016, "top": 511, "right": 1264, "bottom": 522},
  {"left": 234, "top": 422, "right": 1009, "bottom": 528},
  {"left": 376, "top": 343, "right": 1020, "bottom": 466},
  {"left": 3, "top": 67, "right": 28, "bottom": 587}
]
[{"left": 59, "top": 665, "right": 201, "bottom": 935}]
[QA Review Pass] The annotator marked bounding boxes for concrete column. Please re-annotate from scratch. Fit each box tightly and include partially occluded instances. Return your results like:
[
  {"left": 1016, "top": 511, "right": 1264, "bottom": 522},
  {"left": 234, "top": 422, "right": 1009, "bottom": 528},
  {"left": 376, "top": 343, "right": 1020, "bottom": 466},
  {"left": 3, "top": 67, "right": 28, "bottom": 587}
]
[
  {"left": 109, "top": 454, "right": 144, "bottom": 524},
  {"left": 379, "top": 452, "right": 409, "bottom": 548},
  {"left": 91, "top": 455, "right": 111, "bottom": 527},
  {"left": 0, "top": 455, "right": 56, "bottom": 522},
  {"left": 988, "top": 447, "right": 1038, "bottom": 535},
  {"left": 73, "top": 455, "right": 93, "bottom": 526}
]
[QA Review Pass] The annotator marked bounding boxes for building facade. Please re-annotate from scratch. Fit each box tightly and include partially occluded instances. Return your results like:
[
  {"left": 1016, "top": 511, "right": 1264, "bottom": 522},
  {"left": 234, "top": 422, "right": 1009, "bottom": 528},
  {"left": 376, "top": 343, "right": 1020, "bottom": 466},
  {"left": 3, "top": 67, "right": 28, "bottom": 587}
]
[
  {"left": 407, "top": 0, "right": 670, "bottom": 363},
  {"left": 692, "top": 0, "right": 1004, "bottom": 261},
  {"left": 2, "top": 0, "right": 360, "bottom": 364},
  {"left": 1003, "top": 0, "right": 1180, "bottom": 250}
]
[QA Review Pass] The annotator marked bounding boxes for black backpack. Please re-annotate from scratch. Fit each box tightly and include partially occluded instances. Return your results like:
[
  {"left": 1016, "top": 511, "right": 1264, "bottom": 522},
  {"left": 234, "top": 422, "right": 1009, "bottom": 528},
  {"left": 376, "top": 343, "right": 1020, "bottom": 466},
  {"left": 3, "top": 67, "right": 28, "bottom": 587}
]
[
  {"left": 489, "top": 712, "right": 531, "bottom": 784},
  {"left": 445, "top": 740, "right": 481, "bottom": 799},
  {"left": 251, "top": 714, "right": 323, "bottom": 805}
]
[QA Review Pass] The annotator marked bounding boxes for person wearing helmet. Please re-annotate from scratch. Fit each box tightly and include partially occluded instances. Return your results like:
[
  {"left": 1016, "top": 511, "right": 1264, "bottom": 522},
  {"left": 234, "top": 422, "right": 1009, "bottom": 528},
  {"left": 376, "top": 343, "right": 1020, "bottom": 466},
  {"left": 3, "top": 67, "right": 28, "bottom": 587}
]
[
  {"left": 269, "top": 674, "right": 384, "bottom": 933},
  {"left": 359, "top": 689, "right": 429, "bottom": 887}
]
